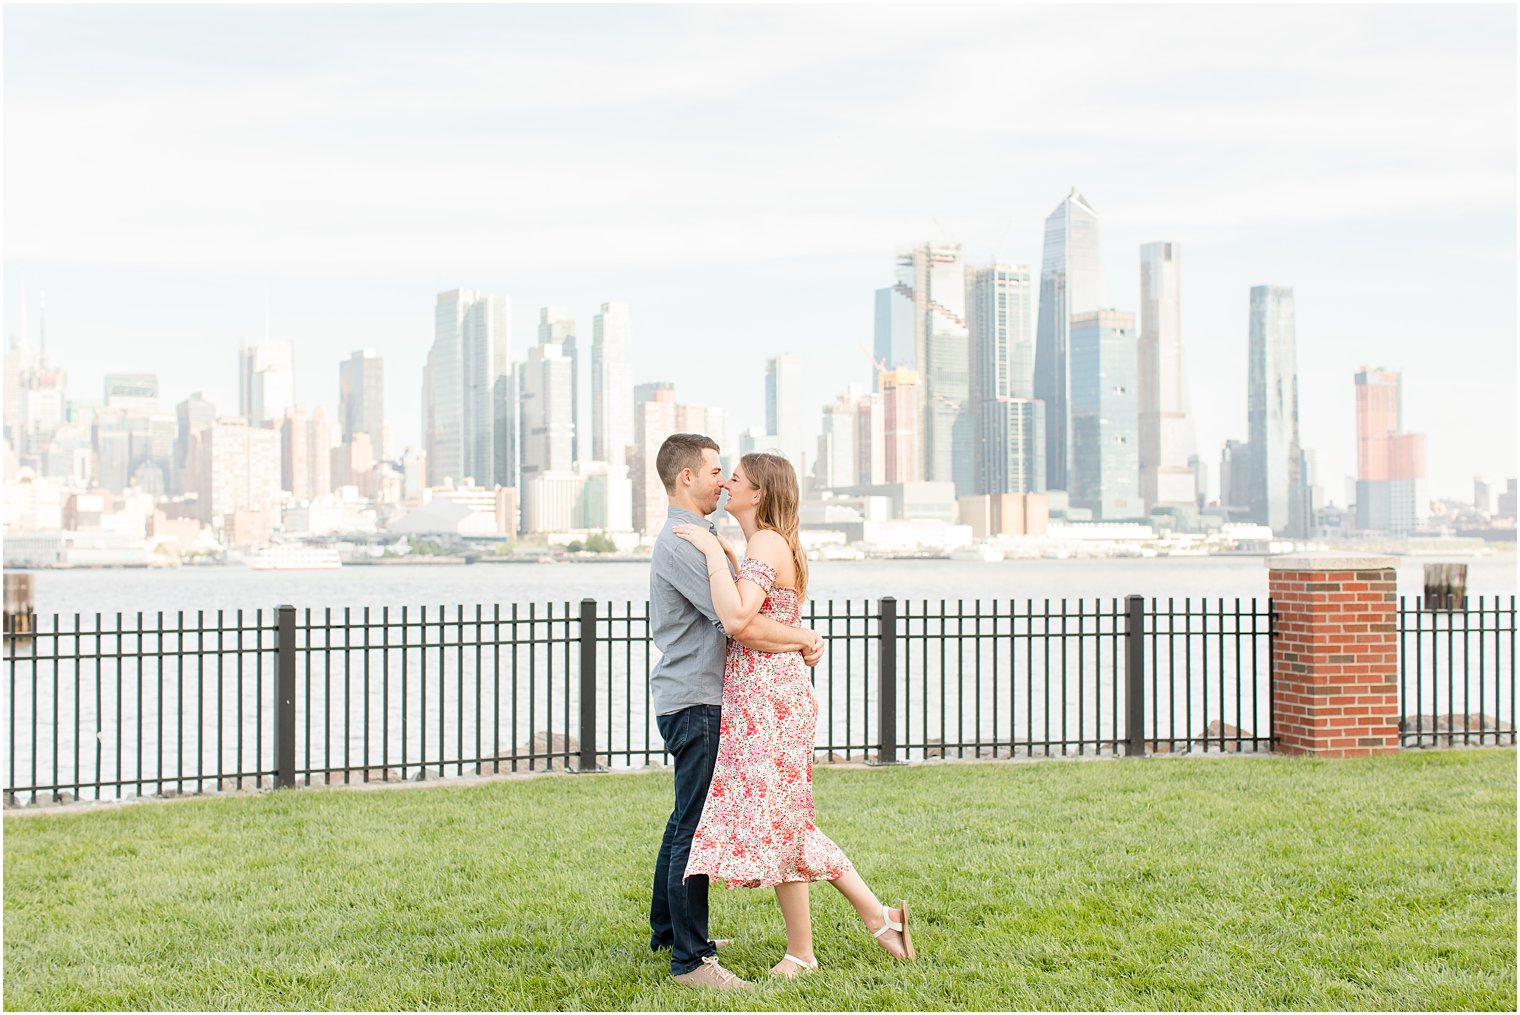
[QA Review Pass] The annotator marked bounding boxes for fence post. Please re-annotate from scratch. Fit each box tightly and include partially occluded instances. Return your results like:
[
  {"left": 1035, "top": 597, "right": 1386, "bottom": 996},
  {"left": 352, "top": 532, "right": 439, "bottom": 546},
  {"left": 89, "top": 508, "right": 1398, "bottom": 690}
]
[
  {"left": 274, "top": 604, "right": 297, "bottom": 788},
  {"left": 875, "top": 597, "right": 898, "bottom": 765},
  {"left": 1125, "top": 594, "right": 1145, "bottom": 757},
  {"left": 577, "top": 598, "right": 600, "bottom": 772}
]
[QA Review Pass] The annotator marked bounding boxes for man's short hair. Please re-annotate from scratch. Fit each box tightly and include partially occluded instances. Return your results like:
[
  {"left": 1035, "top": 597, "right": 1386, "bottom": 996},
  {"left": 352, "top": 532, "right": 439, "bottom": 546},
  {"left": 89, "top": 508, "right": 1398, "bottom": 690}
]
[{"left": 656, "top": 433, "right": 720, "bottom": 494}]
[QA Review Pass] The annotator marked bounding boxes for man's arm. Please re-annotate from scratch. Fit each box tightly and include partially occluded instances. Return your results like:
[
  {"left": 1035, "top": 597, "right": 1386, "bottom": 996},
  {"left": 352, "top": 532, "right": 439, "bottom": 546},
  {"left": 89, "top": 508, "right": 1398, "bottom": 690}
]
[{"left": 660, "top": 537, "right": 825, "bottom": 665}]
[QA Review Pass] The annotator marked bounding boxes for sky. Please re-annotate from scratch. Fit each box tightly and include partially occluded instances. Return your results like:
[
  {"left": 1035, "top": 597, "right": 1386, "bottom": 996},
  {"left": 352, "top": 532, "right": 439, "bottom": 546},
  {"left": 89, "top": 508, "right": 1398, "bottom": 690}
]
[{"left": 4, "top": 3, "right": 1516, "bottom": 504}]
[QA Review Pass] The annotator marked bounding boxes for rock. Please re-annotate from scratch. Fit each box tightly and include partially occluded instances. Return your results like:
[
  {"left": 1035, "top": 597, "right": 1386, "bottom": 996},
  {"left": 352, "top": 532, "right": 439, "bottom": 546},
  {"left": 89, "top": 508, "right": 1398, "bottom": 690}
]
[{"left": 1196, "top": 721, "right": 1252, "bottom": 753}]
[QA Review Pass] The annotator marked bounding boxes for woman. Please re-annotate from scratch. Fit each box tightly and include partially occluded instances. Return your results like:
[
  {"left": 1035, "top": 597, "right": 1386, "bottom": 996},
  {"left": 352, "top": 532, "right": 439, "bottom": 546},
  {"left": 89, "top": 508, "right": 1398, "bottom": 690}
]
[{"left": 673, "top": 451, "right": 915, "bottom": 979}]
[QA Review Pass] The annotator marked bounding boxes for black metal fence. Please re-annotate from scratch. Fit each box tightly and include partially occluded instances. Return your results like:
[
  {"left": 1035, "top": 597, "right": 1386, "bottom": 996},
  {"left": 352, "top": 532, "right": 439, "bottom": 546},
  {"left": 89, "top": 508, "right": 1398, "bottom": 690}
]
[
  {"left": 4, "top": 593, "right": 1511, "bottom": 805},
  {"left": 1398, "top": 595, "right": 1516, "bottom": 748}
]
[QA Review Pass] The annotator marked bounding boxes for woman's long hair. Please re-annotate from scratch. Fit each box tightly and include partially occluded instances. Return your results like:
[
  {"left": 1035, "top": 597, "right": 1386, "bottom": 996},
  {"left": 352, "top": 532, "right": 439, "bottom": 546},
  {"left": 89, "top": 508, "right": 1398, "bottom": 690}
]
[{"left": 739, "top": 451, "right": 808, "bottom": 603}]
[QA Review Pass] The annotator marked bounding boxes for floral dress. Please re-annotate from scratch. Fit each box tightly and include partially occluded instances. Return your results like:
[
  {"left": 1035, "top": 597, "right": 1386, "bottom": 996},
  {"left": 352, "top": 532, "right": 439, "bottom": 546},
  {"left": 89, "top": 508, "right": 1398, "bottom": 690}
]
[{"left": 684, "top": 557, "right": 854, "bottom": 889}]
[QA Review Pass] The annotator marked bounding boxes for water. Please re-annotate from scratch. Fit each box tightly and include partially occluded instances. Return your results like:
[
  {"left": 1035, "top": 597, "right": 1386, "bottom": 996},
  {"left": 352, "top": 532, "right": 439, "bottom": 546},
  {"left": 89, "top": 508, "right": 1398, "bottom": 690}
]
[
  {"left": 6, "top": 554, "right": 1514, "bottom": 804},
  {"left": 15, "top": 553, "right": 1518, "bottom": 618}
]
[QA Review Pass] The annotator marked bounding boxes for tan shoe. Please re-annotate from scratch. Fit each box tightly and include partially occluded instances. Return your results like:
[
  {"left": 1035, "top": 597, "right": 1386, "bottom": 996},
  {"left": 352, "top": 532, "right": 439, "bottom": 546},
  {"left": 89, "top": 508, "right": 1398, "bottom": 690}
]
[
  {"left": 713, "top": 937, "right": 735, "bottom": 951},
  {"left": 672, "top": 955, "right": 752, "bottom": 990}
]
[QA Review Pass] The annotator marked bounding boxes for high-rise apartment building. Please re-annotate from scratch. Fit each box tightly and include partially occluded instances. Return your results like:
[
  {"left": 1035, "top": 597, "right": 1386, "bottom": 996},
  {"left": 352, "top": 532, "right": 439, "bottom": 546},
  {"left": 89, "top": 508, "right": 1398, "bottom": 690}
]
[
  {"left": 816, "top": 393, "right": 859, "bottom": 491},
  {"left": 537, "top": 307, "right": 580, "bottom": 464},
  {"left": 967, "top": 263, "right": 1042, "bottom": 496},
  {"left": 423, "top": 289, "right": 509, "bottom": 488},
  {"left": 1138, "top": 242, "right": 1196, "bottom": 512},
  {"left": 1247, "top": 285, "right": 1304, "bottom": 535},
  {"left": 520, "top": 340, "right": 575, "bottom": 477},
  {"left": 281, "top": 405, "right": 337, "bottom": 502},
  {"left": 1070, "top": 310, "right": 1140, "bottom": 519},
  {"left": 592, "top": 302, "right": 634, "bottom": 471},
  {"left": 880, "top": 368, "right": 919, "bottom": 485},
  {"left": 1033, "top": 188, "right": 1104, "bottom": 493},
  {"left": 632, "top": 386, "right": 724, "bottom": 535},
  {"left": 339, "top": 350, "right": 386, "bottom": 458},
  {"left": 239, "top": 342, "right": 294, "bottom": 424},
  {"left": 192, "top": 417, "right": 281, "bottom": 531},
  {"left": 873, "top": 243, "right": 968, "bottom": 489},
  {"left": 765, "top": 354, "right": 808, "bottom": 475},
  {"left": 1354, "top": 366, "right": 1427, "bottom": 535},
  {"left": 175, "top": 392, "right": 216, "bottom": 496}
]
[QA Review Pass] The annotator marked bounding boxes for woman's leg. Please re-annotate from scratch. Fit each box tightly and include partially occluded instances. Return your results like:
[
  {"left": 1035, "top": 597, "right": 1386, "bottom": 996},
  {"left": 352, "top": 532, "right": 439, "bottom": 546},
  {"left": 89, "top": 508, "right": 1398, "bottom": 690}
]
[
  {"left": 772, "top": 880, "right": 815, "bottom": 971},
  {"left": 827, "top": 868, "right": 908, "bottom": 959}
]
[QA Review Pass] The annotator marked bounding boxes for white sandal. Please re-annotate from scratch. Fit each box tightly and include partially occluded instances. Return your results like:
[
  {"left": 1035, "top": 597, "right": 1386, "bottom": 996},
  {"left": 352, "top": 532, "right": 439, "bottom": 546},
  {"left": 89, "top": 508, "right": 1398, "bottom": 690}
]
[
  {"left": 770, "top": 953, "right": 819, "bottom": 979},
  {"left": 871, "top": 899, "right": 916, "bottom": 961}
]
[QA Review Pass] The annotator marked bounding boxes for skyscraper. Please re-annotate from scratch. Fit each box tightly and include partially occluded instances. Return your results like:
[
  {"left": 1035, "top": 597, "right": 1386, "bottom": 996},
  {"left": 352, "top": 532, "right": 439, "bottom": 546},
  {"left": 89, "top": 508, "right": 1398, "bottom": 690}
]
[
  {"left": 880, "top": 368, "right": 919, "bottom": 485},
  {"left": 967, "top": 263, "right": 1042, "bottom": 495},
  {"left": 1070, "top": 310, "right": 1140, "bottom": 519},
  {"left": 1033, "top": 188, "right": 1104, "bottom": 492},
  {"left": 1354, "top": 366, "right": 1427, "bottom": 535},
  {"left": 520, "top": 340, "right": 575, "bottom": 477},
  {"left": 873, "top": 243, "right": 968, "bottom": 488},
  {"left": 765, "top": 354, "right": 807, "bottom": 475},
  {"left": 339, "top": 350, "right": 386, "bottom": 458},
  {"left": 592, "top": 302, "right": 634, "bottom": 470},
  {"left": 238, "top": 342, "right": 294, "bottom": 425},
  {"left": 1138, "top": 242, "right": 1196, "bottom": 513},
  {"left": 1247, "top": 285, "right": 1304, "bottom": 535},
  {"left": 538, "top": 307, "right": 580, "bottom": 463},
  {"left": 423, "top": 289, "right": 509, "bottom": 488}
]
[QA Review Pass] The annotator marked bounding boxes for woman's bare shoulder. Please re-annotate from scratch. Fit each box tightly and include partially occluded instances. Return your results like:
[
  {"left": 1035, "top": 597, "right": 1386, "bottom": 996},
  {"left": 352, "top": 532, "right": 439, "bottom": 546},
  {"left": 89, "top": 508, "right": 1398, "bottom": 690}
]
[{"left": 745, "top": 529, "right": 789, "bottom": 558}]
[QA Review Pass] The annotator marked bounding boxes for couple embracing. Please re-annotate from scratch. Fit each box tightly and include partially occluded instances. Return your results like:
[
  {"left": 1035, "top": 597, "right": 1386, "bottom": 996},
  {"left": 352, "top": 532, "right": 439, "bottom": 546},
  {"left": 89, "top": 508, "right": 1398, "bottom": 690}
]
[{"left": 646, "top": 433, "right": 916, "bottom": 990}]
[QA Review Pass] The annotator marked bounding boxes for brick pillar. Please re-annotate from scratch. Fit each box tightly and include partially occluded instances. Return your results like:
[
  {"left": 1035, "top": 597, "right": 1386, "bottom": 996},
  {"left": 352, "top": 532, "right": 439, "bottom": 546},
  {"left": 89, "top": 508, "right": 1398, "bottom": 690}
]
[{"left": 1267, "top": 554, "right": 1400, "bottom": 757}]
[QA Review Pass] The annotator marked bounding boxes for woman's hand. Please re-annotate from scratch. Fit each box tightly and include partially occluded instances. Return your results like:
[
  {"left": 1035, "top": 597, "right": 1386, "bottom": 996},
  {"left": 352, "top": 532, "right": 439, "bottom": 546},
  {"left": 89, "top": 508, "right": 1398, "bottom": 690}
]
[{"left": 672, "top": 522, "right": 722, "bottom": 557}]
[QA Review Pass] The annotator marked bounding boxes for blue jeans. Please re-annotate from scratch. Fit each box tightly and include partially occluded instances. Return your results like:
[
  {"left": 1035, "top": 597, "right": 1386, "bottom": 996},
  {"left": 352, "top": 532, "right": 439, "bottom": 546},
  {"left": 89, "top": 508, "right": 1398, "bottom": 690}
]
[{"left": 649, "top": 704, "right": 722, "bottom": 975}]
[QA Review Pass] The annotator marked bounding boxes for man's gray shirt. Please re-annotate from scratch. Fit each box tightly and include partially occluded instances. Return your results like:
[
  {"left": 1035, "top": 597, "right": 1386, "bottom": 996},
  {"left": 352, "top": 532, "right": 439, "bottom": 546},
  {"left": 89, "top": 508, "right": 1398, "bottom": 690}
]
[{"left": 649, "top": 506, "right": 735, "bottom": 716}]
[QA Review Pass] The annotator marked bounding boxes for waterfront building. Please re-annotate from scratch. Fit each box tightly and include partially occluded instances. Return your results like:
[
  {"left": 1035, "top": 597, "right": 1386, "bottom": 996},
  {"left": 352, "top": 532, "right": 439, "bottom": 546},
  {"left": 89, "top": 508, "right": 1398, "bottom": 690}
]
[
  {"left": 1246, "top": 285, "right": 1305, "bottom": 535},
  {"left": 967, "top": 263, "right": 1041, "bottom": 496},
  {"left": 1354, "top": 366, "right": 1427, "bottom": 535},
  {"left": 765, "top": 354, "right": 809, "bottom": 478},
  {"left": 1033, "top": 188, "right": 1104, "bottom": 493},
  {"left": 873, "top": 243, "right": 968, "bottom": 489},
  {"left": 632, "top": 386, "right": 724, "bottom": 535},
  {"left": 1070, "top": 309, "right": 1140, "bottom": 520},
  {"left": 592, "top": 301, "right": 634, "bottom": 471},
  {"left": 191, "top": 417, "right": 281, "bottom": 533},
  {"left": 339, "top": 350, "right": 386, "bottom": 458},
  {"left": 1138, "top": 242, "right": 1196, "bottom": 512},
  {"left": 537, "top": 307, "right": 580, "bottom": 463},
  {"left": 520, "top": 339, "right": 575, "bottom": 477},
  {"left": 238, "top": 342, "right": 294, "bottom": 425},
  {"left": 423, "top": 289, "right": 510, "bottom": 488}
]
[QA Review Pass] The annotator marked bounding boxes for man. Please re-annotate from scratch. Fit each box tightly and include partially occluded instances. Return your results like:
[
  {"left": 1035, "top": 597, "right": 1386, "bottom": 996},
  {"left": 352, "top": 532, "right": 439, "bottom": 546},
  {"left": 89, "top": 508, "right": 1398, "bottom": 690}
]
[{"left": 648, "top": 433, "right": 825, "bottom": 990}]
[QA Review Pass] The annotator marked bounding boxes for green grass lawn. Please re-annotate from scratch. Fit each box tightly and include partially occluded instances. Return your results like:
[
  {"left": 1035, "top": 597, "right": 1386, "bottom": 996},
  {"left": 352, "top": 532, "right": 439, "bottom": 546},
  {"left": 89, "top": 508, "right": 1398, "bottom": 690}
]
[{"left": 4, "top": 749, "right": 1515, "bottom": 1011}]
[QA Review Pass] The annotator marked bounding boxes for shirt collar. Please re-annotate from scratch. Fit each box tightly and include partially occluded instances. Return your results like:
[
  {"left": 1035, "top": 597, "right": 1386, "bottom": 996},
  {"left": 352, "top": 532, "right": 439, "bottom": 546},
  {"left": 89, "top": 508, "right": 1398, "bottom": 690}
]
[{"left": 666, "top": 506, "right": 709, "bottom": 524}]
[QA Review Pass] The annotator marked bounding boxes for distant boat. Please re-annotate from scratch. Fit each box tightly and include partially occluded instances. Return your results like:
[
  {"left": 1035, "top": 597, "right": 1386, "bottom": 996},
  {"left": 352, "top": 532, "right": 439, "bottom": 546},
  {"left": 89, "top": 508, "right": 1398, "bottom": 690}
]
[
  {"left": 245, "top": 546, "right": 342, "bottom": 571},
  {"left": 949, "top": 545, "right": 1006, "bottom": 563}
]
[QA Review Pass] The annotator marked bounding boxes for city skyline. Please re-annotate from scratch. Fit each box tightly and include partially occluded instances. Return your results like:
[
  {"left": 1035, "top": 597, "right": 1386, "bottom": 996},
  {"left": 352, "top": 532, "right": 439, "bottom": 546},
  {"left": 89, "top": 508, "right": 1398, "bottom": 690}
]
[{"left": 4, "top": 4, "right": 1515, "bottom": 502}]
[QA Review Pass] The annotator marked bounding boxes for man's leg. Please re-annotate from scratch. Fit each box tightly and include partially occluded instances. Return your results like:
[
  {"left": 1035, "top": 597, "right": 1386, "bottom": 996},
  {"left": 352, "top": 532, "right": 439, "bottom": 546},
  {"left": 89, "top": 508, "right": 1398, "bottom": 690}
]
[
  {"left": 649, "top": 714, "right": 681, "bottom": 951},
  {"left": 664, "top": 704, "right": 722, "bottom": 976}
]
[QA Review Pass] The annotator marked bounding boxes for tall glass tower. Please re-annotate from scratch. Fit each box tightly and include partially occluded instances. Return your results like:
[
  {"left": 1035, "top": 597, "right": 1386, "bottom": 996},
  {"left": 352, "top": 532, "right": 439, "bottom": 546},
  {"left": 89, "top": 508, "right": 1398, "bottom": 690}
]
[
  {"left": 1070, "top": 309, "right": 1140, "bottom": 519},
  {"left": 424, "top": 289, "right": 509, "bottom": 488},
  {"left": 1247, "top": 285, "right": 1303, "bottom": 534},
  {"left": 967, "top": 263, "right": 1043, "bottom": 495},
  {"left": 592, "top": 302, "right": 635, "bottom": 470},
  {"left": 1033, "top": 188, "right": 1103, "bottom": 493},
  {"left": 1138, "top": 241, "right": 1196, "bottom": 513},
  {"left": 871, "top": 242, "right": 967, "bottom": 488}
]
